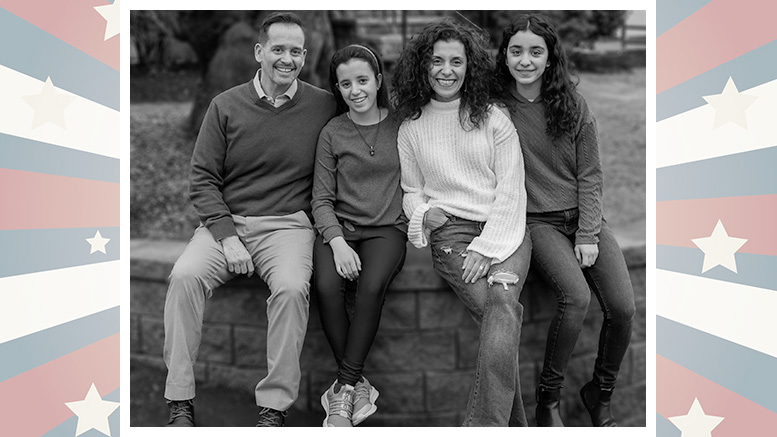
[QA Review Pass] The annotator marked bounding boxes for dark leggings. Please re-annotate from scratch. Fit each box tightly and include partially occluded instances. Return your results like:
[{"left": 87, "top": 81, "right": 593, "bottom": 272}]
[{"left": 314, "top": 225, "right": 407, "bottom": 386}]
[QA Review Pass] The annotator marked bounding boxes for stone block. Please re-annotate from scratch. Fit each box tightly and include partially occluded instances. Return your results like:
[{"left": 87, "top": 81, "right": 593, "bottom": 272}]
[
  {"left": 630, "top": 342, "right": 646, "bottom": 386},
  {"left": 130, "top": 239, "right": 186, "bottom": 281},
  {"left": 204, "top": 282, "right": 269, "bottom": 325},
  {"left": 572, "top": 310, "right": 605, "bottom": 358},
  {"left": 418, "top": 290, "right": 465, "bottom": 329},
  {"left": 139, "top": 315, "right": 165, "bottom": 356},
  {"left": 130, "top": 279, "right": 167, "bottom": 317},
  {"left": 366, "top": 330, "right": 455, "bottom": 371},
  {"left": 380, "top": 291, "right": 417, "bottom": 330},
  {"left": 459, "top": 311, "right": 478, "bottom": 330},
  {"left": 306, "top": 292, "right": 323, "bottom": 330},
  {"left": 388, "top": 245, "right": 448, "bottom": 291},
  {"left": 527, "top": 282, "right": 557, "bottom": 322},
  {"left": 130, "top": 313, "right": 141, "bottom": 353},
  {"left": 131, "top": 354, "right": 166, "bottom": 372},
  {"left": 367, "top": 372, "right": 424, "bottom": 413},
  {"left": 519, "top": 362, "right": 538, "bottom": 406},
  {"left": 233, "top": 326, "right": 266, "bottom": 367},
  {"left": 300, "top": 330, "right": 336, "bottom": 372},
  {"left": 206, "top": 363, "right": 261, "bottom": 394},
  {"left": 200, "top": 323, "right": 232, "bottom": 364},
  {"left": 456, "top": 327, "right": 479, "bottom": 369},
  {"left": 425, "top": 370, "right": 471, "bottom": 412},
  {"left": 612, "top": 381, "right": 646, "bottom": 426},
  {"left": 518, "top": 321, "right": 549, "bottom": 365},
  {"left": 564, "top": 352, "right": 598, "bottom": 394}
]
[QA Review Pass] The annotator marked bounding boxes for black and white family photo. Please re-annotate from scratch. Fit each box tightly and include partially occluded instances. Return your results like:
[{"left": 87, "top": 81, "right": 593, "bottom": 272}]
[{"left": 129, "top": 10, "right": 646, "bottom": 427}]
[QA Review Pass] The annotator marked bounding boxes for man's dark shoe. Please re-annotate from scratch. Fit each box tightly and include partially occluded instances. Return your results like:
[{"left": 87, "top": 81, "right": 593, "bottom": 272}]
[
  {"left": 166, "top": 399, "right": 195, "bottom": 427},
  {"left": 256, "top": 407, "right": 286, "bottom": 427},
  {"left": 580, "top": 380, "right": 618, "bottom": 427}
]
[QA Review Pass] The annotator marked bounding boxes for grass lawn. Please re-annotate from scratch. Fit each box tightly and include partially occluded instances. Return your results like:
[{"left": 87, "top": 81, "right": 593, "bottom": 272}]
[
  {"left": 130, "top": 69, "right": 646, "bottom": 240},
  {"left": 578, "top": 67, "right": 646, "bottom": 230}
]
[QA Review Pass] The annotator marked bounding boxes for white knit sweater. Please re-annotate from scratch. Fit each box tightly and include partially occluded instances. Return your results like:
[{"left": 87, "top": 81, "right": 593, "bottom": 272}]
[{"left": 397, "top": 98, "right": 527, "bottom": 263}]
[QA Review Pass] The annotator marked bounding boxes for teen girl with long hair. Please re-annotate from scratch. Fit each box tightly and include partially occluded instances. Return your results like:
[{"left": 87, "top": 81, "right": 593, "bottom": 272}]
[
  {"left": 312, "top": 44, "right": 407, "bottom": 427},
  {"left": 494, "top": 14, "right": 636, "bottom": 427}
]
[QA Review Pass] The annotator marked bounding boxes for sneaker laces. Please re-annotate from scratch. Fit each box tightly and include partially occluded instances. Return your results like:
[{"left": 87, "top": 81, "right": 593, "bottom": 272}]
[
  {"left": 256, "top": 407, "right": 285, "bottom": 427},
  {"left": 354, "top": 382, "right": 371, "bottom": 403},
  {"left": 168, "top": 401, "right": 193, "bottom": 422},
  {"left": 328, "top": 389, "right": 354, "bottom": 419}
]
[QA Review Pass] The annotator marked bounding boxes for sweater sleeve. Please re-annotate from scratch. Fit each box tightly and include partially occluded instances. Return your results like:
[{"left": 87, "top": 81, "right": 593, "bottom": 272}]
[
  {"left": 574, "top": 97, "right": 603, "bottom": 245},
  {"left": 397, "top": 123, "right": 431, "bottom": 248},
  {"left": 311, "top": 124, "right": 343, "bottom": 243},
  {"left": 466, "top": 109, "right": 528, "bottom": 263},
  {"left": 188, "top": 99, "right": 236, "bottom": 241}
]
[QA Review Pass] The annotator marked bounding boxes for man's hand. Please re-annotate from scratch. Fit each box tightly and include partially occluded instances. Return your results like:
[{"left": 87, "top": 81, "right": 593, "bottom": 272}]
[
  {"left": 424, "top": 207, "right": 449, "bottom": 232},
  {"left": 221, "top": 235, "right": 254, "bottom": 277},
  {"left": 574, "top": 243, "right": 599, "bottom": 268},
  {"left": 330, "top": 237, "right": 361, "bottom": 281},
  {"left": 462, "top": 250, "right": 492, "bottom": 284}
]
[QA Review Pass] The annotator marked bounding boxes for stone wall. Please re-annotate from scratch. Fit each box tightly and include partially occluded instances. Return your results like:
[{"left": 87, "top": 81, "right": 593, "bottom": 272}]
[{"left": 130, "top": 225, "right": 645, "bottom": 427}]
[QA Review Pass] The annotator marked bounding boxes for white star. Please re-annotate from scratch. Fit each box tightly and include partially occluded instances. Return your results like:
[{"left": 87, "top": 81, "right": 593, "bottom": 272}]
[
  {"left": 65, "top": 383, "right": 119, "bottom": 436},
  {"left": 86, "top": 231, "right": 111, "bottom": 254},
  {"left": 94, "top": 0, "right": 120, "bottom": 41},
  {"left": 21, "top": 77, "right": 76, "bottom": 129},
  {"left": 691, "top": 219, "right": 747, "bottom": 273},
  {"left": 668, "top": 398, "right": 724, "bottom": 437},
  {"left": 702, "top": 77, "right": 757, "bottom": 129}
]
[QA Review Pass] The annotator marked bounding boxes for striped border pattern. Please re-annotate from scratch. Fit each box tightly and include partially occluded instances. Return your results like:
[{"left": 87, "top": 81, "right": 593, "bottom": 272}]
[
  {"left": 657, "top": 0, "right": 777, "bottom": 434},
  {"left": 0, "top": 0, "right": 120, "bottom": 435}
]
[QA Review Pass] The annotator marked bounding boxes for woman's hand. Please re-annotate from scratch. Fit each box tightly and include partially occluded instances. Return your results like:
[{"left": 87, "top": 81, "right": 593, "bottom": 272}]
[
  {"left": 330, "top": 236, "right": 361, "bottom": 280},
  {"left": 462, "top": 250, "right": 492, "bottom": 284},
  {"left": 424, "top": 207, "right": 449, "bottom": 232},
  {"left": 574, "top": 243, "right": 599, "bottom": 268}
]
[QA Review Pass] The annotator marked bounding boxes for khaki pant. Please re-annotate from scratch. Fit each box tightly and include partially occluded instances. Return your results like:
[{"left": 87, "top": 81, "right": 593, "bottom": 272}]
[{"left": 163, "top": 211, "right": 314, "bottom": 411}]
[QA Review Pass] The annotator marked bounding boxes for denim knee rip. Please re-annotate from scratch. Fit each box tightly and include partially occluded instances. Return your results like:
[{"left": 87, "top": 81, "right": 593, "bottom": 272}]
[{"left": 487, "top": 270, "right": 520, "bottom": 290}]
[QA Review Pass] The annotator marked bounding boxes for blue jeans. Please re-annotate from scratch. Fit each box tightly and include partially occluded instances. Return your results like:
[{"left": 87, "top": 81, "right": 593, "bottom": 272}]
[
  {"left": 429, "top": 216, "right": 531, "bottom": 427},
  {"left": 527, "top": 209, "right": 635, "bottom": 391}
]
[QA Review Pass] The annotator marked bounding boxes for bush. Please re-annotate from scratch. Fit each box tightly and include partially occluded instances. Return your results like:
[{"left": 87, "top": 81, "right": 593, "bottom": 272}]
[
  {"left": 130, "top": 103, "right": 200, "bottom": 239},
  {"left": 569, "top": 48, "right": 646, "bottom": 73}
]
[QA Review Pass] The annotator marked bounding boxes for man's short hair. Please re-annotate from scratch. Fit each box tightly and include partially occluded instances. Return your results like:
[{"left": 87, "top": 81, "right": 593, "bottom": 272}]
[{"left": 258, "top": 12, "right": 305, "bottom": 45}]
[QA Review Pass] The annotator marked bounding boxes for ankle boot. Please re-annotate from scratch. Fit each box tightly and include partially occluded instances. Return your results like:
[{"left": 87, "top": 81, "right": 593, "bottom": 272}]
[
  {"left": 535, "top": 385, "right": 564, "bottom": 427},
  {"left": 580, "top": 380, "right": 618, "bottom": 427}
]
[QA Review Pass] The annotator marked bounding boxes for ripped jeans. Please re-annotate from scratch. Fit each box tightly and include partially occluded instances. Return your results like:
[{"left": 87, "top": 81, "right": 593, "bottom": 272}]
[{"left": 429, "top": 216, "right": 532, "bottom": 426}]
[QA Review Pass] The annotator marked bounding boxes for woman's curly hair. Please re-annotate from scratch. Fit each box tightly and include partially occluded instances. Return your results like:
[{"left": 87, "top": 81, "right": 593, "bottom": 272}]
[
  {"left": 493, "top": 14, "right": 579, "bottom": 139},
  {"left": 391, "top": 17, "right": 494, "bottom": 130}
]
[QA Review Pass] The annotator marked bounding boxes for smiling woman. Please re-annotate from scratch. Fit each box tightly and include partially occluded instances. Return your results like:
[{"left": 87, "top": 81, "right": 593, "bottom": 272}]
[
  {"left": 390, "top": 18, "right": 532, "bottom": 427},
  {"left": 428, "top": 40, "right": 466, "bottom": 102}
]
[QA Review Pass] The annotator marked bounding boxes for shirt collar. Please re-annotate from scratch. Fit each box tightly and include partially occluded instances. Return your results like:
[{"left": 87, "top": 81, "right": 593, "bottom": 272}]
[
  {"left": 253, "top": 69, "right": 298, "bottom": 102},
  {"left": 510, "top": 86, "right": 542, "bottom": 104}
]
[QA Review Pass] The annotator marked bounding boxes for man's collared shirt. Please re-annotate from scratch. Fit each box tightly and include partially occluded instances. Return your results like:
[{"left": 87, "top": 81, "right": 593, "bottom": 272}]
[{"left": 253, "top": 69, "right": 297, "bottom": 108}]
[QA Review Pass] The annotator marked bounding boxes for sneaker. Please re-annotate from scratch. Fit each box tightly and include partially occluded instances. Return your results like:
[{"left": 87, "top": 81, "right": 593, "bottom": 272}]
[
  {"left": 166, "top": 399, "right": 195, "bottom": 427},
  {"left": 352, "top": 377, "right": 379, "bottom": 425},
  {"left": 255, "top": 407, "right": 286, "bottom": 427},
  {"left": 320, "top": 381, "right": 354, "bottom": 427}
]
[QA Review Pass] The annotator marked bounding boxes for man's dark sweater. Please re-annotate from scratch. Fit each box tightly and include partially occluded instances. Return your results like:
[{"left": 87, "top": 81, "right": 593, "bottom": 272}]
[{"left": 189, "top": 79, "right": 337, "bottom": 241}]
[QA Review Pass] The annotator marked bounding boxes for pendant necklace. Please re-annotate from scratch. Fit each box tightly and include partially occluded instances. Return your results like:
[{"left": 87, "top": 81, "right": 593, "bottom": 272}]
[{"left": 349, "top": 111, "right": 381, "bottom": 156}]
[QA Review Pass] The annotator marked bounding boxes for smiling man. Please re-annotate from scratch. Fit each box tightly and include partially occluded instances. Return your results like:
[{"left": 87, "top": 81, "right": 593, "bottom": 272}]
[{"left": 162, "top": 12, "right": 336, "bottom": 427}]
